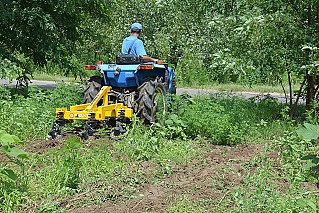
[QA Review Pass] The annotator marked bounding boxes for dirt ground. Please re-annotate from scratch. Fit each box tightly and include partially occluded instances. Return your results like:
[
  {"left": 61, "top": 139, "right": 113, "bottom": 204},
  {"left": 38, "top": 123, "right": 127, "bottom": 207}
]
[
  {"left": 25, "top": 139, "right": 317, "bottom": 213},
  {"left": 66, "top": 143, "right": 271, "bottom": 213}
]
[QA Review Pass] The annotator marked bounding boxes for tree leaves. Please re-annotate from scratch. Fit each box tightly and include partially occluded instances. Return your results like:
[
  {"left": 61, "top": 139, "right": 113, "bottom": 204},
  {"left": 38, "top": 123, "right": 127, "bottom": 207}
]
[
  {"left": 0, "top": 0, "right": 111, "bottom": 67},
  {"left": 1, "top": 0, "right": 318, "bottom": 85}
]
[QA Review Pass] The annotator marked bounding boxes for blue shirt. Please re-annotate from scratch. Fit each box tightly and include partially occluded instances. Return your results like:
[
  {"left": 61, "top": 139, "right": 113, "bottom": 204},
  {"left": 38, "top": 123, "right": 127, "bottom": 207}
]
[{"left": 121, "top": 35, "right": 147, "bottom": 56}]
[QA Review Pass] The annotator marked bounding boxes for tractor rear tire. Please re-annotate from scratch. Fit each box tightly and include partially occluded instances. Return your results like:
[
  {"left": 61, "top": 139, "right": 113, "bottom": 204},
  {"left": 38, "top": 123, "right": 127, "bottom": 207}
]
[
  {"left": 136, "top": 77, "right": 166, "bottom": 126},
  {"left": 82, "top": 76, "right": 103, "bottom": 104}
]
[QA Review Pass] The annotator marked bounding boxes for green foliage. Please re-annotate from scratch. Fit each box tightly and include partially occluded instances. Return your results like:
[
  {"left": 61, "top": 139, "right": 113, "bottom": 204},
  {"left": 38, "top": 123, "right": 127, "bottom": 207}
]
[
  {"left": 29, "top": 136, "right": 123, "bottom": 206},
  {"left": 297, "top": 123, "right": 319, "bottom": 141},
  {"left": 0, "top": 58, "right": 23, "bottom": 80},
  {"left": 37, "top": 137, "right": 82, "bottom": 194},
  {"left": 0, "top": 0, "right": 110, "bottom": 68},
  {"left": 0, "top": 0, "right": 317, "bottom": 86},
  {"left": 295, "top": 123, "right": 319, "bottom": 181},
  {"left": 0, "top": 89, "right": 310, "bottom": 212},
  {"left": 0, "top": 131, "right": 28, "bottom": 212},
  {"left": 115, "top": 118, "right": 196, "bottom": 162},
  {"left": 170, "top": 94, "right": 288, "bottom": 145},
  {"left": 156, "top": 113, "right": 187, "bottom": 140},
  {"left": 275, "top": 120, "right": 319, "bottom": 186},
  {"left": 117, "top": 122, "right": 164, "bottom": 161},
  {"left": 0, "top": 84, "right": 82, "bottom": 140}
]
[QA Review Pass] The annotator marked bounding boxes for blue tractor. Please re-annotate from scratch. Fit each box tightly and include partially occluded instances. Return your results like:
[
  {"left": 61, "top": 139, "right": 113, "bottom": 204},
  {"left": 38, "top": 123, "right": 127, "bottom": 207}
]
[{"left": 48, "top": 56, "right": 176, "bottom": 139}]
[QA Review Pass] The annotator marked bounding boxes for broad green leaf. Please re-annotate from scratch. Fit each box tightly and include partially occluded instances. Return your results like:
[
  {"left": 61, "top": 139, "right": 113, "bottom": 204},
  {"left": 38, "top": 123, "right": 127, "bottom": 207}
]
[
  {"left": 169, "top": 114, "right": 179, "bottom": 120},
  {"left": 6, "top": 146, "right": 28, "bottom": 159},
  {"left": 296, "top": 123, "right": 319, "bottom": 141},
  {"left": 301, "top": 154, "right": 318, "bottom": 160},
  {"left": 0, "top": 168, "right": 18, "bottom": 181},
  {"left": 165, "top": 119, "right": 173, "bottom": 125},
  {"left": 0, "top": 133, "right": 23, "bottom": 146},
  {"left": 303, "top": 161, "right": 317, "bottom": 170},
  {"left": 0, "top": 146, "right": 10, "bottom": 153}
]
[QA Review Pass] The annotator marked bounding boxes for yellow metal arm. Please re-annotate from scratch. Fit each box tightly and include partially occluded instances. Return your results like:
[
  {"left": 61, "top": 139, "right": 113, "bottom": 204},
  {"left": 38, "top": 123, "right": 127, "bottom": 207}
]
[{"left": 55, "top": 86, "right": 133, "bottom": 121}]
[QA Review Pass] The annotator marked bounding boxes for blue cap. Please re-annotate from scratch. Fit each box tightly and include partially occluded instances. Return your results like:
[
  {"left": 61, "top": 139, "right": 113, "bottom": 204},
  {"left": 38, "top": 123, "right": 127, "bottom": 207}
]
[{"left": 131, "top": 23, "right": 142, "bottom": 31}]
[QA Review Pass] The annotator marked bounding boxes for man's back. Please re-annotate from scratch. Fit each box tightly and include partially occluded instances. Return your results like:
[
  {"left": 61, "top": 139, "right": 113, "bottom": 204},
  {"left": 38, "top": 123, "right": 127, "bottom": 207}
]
[{"left": 121, "top": 35, "right": 146, "bottom": 56}]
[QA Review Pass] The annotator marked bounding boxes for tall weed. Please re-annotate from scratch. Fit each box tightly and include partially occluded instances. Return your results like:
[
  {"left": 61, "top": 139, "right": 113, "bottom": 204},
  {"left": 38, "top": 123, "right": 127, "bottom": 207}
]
[{"left": 33, "top": 137, "right": 82, "bottom": 196}]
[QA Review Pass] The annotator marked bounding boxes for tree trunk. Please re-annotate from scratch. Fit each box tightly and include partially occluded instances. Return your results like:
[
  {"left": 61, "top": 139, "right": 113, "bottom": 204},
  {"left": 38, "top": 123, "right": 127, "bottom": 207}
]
[
  {"left": 288, "top": 71, "right": 293, "bottom": 107},
  {"left": 306, "top": 73, "right": 315, "bottom": 110}
]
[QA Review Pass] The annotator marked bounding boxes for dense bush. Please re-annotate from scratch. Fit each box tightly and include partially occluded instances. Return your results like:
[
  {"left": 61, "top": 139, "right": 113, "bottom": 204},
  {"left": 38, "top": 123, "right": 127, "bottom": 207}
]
[
  {"left": 170, "top": 94, "right": 287, "bottom": 145},
  {"left": 0, "top": 84, "right": 82, "bottom": 140}
]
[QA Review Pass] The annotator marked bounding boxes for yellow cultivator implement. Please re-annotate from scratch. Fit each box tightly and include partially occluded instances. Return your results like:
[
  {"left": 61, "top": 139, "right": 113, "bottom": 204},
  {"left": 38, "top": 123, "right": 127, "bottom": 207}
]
[{"left": 48, "top": 86, "right": 133, "bottom": 139}]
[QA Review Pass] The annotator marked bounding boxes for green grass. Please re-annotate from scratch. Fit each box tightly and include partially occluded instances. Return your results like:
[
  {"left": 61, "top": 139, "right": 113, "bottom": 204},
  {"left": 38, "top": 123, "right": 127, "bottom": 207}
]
[
  {"left": 178, "top": 82, "right": 300, "bottom": 94},
  {"left": 169, "top": 195, "right": 207, "bottom": 213}
]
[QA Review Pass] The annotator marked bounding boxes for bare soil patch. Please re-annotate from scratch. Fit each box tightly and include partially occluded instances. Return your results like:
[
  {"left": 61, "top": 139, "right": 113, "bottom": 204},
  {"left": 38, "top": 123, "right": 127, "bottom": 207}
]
[
  {"left": 69, "top": 143, "right": 276, "bottom": 213},
  {"left": 25, "top": 138, "right": 65, "bottom": 154}
]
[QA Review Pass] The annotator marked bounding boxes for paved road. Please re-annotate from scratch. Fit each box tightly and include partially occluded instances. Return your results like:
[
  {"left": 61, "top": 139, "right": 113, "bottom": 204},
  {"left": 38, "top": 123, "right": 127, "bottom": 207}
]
[
  {"left": 0, "top": 79, "right": 57, "bottom": 89},
  {"left": 177, "top": 87, "right": 293, "bottom": 103},
  {"left": 0, "top": 79, "right": 292, "bottom": 103}
]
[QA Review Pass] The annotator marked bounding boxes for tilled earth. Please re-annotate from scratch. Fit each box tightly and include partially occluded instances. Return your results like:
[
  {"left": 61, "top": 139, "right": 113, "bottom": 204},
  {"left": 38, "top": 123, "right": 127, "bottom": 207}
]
[
  {"left": 26, "top": 139, "right": 315, "bottom": 213},
  {"left": 68, "top": 143, "right": 273, "bottom": 212}
]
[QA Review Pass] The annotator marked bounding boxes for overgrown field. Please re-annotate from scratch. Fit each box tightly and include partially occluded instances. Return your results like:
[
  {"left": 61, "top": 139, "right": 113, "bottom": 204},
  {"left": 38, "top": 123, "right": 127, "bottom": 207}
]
[{"left": 1, "top": 84, "right": 319, "bottom": 212}]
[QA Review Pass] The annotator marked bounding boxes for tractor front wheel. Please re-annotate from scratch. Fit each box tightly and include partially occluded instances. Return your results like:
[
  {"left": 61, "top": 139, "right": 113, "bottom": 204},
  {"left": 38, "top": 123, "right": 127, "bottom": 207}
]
[
  {"left": 82, "top": 76, "right": 103, "bottom": 104},
  {"left": 136, "top": 77, "right": 166, "bottom": 125}
]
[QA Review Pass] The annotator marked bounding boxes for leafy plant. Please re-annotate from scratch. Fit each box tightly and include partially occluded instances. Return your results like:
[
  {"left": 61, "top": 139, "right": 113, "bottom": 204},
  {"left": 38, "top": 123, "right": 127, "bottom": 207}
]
[
  {"left": 155, "top": 113, "right": 187, "bottom": 140},
  {"left": 0, "top": 130, "right": 28, "bottom": 212},
  {"left": 296, "top": 123, "right": 319, "bottom": 181}
]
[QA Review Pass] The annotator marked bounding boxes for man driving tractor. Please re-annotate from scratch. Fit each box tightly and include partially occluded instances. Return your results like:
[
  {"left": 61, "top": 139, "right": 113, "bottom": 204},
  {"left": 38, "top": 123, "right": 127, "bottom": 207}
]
[{"left": 121, "top": 23, "right": 161, "bottom": 63}]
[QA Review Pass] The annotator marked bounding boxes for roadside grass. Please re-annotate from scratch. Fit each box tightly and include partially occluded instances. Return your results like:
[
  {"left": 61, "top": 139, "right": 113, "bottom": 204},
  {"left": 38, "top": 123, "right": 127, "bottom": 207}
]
[
  {"left": 178, "top": 82, "right": 300, "bottom": 94},
  {"left": 32, "top": 72, "right": 79, "bottom": 83}
]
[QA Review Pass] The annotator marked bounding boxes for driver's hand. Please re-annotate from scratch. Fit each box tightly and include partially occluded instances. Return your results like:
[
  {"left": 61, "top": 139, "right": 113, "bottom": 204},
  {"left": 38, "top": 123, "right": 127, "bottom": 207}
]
[{"left": 155, "top": 59, "right": 163, "bottom": 64}]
